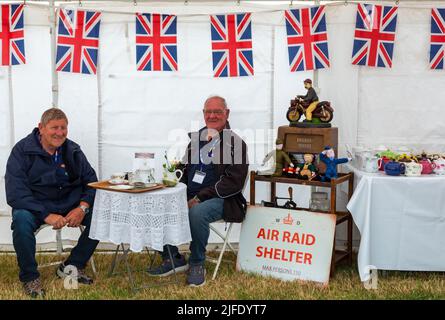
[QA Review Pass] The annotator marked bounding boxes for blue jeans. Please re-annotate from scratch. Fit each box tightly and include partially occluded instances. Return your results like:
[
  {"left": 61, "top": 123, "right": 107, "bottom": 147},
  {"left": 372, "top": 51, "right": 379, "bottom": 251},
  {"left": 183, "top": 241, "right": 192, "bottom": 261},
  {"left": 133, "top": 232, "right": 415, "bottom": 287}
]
[
  {"left": 11, "top": 209, "right": 99, "bottom": 283},
  {"left": 162, "top": 197, "right": 224, "bottom": 266}
]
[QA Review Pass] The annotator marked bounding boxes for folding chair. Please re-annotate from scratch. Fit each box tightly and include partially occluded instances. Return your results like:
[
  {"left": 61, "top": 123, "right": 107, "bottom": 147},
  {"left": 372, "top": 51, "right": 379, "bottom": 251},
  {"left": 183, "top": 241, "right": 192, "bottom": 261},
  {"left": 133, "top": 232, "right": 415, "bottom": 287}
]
[
  {"left": 34, "top": 224, "right": 97, "bottom": 274},
  {"left": 208, "top": 220, "right": 240, "bottom": 280}
]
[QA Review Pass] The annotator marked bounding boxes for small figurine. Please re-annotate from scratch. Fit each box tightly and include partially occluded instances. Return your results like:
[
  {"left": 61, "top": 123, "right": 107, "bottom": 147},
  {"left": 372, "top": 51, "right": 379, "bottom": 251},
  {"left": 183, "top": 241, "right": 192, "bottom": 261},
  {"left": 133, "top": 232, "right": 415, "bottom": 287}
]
[
  {"left": 298, "top": 79, "right": 319, "bottom": 123},
  {"left": 319, "top": 146, "right": 351, "bottom": 182},
  {"left": 261, "top": 138, "right": 294, "bottom": 177},
  {"left": 282, "top": 166, "right": 298, "bottom": 178},
  {"left": 296, "top": 153, "right": 317, "bottom": 180},
  {"left": 286, "top": 79, "right": 334, "bottom": 124}
]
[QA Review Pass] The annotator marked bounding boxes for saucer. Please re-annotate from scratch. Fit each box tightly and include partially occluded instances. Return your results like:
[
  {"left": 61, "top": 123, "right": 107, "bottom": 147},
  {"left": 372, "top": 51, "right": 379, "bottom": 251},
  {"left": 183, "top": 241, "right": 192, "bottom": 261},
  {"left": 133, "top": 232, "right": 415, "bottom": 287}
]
[{"left": 109, "top": 179, "right": 128, "bottom": 185}]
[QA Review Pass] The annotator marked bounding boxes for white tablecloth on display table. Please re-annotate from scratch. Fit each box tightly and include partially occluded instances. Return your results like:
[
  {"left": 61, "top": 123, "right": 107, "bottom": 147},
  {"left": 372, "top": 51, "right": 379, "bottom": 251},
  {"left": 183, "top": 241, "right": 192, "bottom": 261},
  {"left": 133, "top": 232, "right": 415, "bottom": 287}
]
[
  {"left": 89, "top": 183, "right": 191, "bottom": 252},
  {"left": 346, "top": 165, "right": 445, "bottom": 282}
]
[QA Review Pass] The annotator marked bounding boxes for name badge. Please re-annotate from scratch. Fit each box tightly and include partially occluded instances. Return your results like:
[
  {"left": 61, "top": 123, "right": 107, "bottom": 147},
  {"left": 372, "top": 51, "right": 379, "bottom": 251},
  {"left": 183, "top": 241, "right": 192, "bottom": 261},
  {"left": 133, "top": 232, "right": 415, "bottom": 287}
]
[{"left": 192, "top": 170, "right": 206, "bottom": 184}]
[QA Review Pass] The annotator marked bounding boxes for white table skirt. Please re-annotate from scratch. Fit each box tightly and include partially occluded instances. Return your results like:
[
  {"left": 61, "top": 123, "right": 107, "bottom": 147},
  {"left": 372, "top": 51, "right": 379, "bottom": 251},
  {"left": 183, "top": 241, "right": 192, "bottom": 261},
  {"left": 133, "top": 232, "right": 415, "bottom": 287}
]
[
  {"left": 346, "top": 165, "right": 445, "bottom": 281},
  {"left": 89, "top": 183, "right": 191, "bottom": 252}
]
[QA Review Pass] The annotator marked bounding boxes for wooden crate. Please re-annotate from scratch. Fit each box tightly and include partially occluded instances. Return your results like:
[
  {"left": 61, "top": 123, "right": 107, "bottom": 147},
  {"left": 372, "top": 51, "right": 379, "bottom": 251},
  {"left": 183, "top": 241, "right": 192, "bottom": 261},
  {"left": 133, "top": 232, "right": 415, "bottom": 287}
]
[{"left": 277, "top": 126, "right": 338, "bottom": 173}]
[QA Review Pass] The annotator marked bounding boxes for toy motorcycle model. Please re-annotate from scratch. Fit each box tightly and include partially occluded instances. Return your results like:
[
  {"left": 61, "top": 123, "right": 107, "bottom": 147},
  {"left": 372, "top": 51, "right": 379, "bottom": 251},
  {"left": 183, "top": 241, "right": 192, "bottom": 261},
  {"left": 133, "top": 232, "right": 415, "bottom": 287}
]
[{"left": 286, "top": 97, "right": 334, "bottom": 123}]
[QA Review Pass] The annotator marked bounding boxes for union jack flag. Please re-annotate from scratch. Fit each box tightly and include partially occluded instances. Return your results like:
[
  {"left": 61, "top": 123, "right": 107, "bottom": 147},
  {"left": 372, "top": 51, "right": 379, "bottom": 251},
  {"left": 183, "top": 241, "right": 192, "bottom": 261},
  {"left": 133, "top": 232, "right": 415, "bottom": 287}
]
[
  {"left": 0, "top": 4, "right": 25, "bottom": 66},
  {"left": 56, "top": 9, "right": 101, "bottom": 75},
  {"left": 430, "top": 8, "right": 445, "bottom": 70},
  {"left": 352, "top": 4, "right": 398, "bottom": 68},
  {"left": 285, "top": 6, "right": 330, "bottom": 72},
  {"left": 136, "top": 13, "right": 177, "bottom": 71},
  {"left": 210, "top": 13, "right": 254, "bottom": 77}
]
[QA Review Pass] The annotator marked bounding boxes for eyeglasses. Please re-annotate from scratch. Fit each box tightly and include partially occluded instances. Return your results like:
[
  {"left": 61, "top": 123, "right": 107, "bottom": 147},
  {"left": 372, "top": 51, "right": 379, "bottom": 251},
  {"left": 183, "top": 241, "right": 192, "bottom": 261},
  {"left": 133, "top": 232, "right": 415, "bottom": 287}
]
[{"left": 203, "top": 109, "right": 226, "bottom": 115}]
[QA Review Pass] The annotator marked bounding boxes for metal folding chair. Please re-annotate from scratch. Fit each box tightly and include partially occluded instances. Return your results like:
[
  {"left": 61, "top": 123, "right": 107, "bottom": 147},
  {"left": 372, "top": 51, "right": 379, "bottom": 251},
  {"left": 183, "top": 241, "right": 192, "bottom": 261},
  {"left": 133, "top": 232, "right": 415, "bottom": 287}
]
[
  {"left": 34, "top": 224, "right": 97, "bottom": 274},
  {"left": 208, "top": 220, "right": 239, "bottom": 280}
]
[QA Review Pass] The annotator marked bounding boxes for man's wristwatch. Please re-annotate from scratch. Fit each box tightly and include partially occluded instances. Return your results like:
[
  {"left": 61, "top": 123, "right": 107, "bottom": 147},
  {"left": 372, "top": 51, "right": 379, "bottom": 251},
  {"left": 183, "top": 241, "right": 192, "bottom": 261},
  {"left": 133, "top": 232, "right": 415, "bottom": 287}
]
[{"left": 78, "top": 204, "right": 90, "bottom": 215}]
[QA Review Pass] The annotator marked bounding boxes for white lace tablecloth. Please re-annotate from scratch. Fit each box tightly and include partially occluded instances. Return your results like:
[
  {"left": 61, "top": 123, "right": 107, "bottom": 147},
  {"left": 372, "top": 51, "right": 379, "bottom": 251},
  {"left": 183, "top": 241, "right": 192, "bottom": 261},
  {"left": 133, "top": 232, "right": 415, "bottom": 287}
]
[{"left": 89, "top": 183, "right": 191, "bottom": 252}]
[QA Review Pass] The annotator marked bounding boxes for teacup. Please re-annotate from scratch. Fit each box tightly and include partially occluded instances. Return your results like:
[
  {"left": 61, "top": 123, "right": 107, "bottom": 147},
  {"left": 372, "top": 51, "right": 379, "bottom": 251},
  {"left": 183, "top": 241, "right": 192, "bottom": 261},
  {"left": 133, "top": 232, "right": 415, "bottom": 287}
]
[{"left": 110, "top": 172, "right": 126, "bottom": 184}]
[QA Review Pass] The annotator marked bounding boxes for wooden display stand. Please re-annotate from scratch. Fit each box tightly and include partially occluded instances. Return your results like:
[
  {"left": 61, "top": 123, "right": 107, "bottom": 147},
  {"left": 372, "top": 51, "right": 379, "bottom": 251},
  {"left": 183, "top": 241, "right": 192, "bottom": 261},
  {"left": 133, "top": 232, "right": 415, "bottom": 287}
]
[
  {"left": 249, "top": 171, "right": 354, "bottom": 276},
  {"left": 252, "top": 126, "right": 353, "bottom": 276}
]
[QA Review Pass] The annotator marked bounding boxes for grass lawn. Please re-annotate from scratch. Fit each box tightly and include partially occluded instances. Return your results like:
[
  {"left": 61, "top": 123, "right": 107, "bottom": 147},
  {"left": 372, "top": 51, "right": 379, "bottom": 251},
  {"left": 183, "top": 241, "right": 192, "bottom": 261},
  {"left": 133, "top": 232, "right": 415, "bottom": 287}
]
[{"left": 0, "top": 251, "right": 444, "bottom": 300}]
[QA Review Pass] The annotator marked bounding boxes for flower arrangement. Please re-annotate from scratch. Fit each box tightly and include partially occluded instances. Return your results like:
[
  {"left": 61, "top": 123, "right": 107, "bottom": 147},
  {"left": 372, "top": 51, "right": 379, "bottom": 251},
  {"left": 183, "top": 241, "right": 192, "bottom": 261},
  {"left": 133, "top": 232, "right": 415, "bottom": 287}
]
[
  {"left": 163, "top": 151, "right": 181, "bottom": 173},
  {"left": 375, "top": 149, "right": 399, "bottom": 161}
]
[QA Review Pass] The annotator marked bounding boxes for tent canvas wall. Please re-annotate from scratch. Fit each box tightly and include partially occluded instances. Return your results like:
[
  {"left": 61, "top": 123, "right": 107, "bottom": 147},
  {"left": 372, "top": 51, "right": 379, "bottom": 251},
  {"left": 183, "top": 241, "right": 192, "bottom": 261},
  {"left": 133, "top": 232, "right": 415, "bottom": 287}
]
[{"left": 1, "top": 1, "right": 444, "bottom": 250}]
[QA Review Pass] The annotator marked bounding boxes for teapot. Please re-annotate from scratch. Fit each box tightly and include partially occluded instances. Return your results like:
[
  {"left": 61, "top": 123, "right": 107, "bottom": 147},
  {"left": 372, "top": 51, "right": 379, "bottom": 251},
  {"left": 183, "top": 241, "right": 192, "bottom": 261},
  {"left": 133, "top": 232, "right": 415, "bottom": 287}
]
[
  {"left": 384, "top": 161, "right": 405, "bottom": 176},
  {"left": 350, "top": 146, "right": 369, "bottom": 170},
  {"left": 363, "top": 154, "right": 379, "bottom": 173},
  {"left": 352, "top": 150, "right": 369, "bottom": 170},
  {"left": 433, "top": 157, "right": 445, "bottom": 175},
  {"left": 404, "top": 161, "right": 422, "bottom": 177},
  {"left": 419, "top": 158, "right": 436, "bottom": 174},
  {"left": 377, "top": 156, "right": 391, "bottom": 171}
]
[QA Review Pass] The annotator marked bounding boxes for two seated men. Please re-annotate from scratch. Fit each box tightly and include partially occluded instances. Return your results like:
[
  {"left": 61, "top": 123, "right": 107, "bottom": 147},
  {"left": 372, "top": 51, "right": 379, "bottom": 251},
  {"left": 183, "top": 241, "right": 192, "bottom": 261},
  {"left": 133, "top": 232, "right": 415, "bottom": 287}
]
[{"left": 5, "top": 96, "right": 248, "bottom": 297}]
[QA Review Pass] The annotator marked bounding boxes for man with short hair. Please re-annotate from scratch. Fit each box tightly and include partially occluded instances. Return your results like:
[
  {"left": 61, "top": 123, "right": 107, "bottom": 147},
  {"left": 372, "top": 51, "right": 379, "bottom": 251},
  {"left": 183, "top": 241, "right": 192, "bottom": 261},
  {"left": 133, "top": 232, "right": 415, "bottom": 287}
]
[
  {"left": 297, "top": 78, "right": 319, "bottom": 123},
  {"left": 5, "top": 108, "right": 99, "bottom": 298},
  {"left": 149, "top": 96, "right": 249, "bottom": 287}
]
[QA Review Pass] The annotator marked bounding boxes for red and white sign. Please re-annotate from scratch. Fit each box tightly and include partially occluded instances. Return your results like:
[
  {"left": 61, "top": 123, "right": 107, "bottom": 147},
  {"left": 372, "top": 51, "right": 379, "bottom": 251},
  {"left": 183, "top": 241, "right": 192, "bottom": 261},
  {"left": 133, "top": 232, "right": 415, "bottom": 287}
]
[{"left": 236, "top": 206, "right": 336, "bottom": 285}]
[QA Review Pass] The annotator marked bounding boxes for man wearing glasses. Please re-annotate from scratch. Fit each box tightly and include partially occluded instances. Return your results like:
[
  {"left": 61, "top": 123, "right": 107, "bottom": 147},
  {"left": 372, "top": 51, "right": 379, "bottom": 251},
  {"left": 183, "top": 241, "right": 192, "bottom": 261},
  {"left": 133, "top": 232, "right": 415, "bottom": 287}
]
[{"left": 149, "top": 95, "right": 249, "bottom": 287}]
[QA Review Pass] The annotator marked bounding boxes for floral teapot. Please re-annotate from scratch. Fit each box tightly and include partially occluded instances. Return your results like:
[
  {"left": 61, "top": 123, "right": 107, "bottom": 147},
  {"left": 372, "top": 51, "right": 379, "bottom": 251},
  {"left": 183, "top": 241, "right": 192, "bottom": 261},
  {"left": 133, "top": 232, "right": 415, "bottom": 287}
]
[
  {"left": 433, "top": 157, "right": 445, "bottom": 175},
  {"left": 363, "top": 153, "right": 379, "bottom": 173},
  {"left": 404, "top": 161, "right": 422, "bottom": 177}
]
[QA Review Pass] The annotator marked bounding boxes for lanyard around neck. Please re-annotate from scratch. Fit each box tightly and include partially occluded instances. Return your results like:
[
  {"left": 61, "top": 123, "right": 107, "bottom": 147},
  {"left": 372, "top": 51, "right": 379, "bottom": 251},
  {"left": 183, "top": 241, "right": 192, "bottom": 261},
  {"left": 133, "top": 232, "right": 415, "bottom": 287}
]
[{"left": 199, "top": 137, "right": 220, "bottom": 170}]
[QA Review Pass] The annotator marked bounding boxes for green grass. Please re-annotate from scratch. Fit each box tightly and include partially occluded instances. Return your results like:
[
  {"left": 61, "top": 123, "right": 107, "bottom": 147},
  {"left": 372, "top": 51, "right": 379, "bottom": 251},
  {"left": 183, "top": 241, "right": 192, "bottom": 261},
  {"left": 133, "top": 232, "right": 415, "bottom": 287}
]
[{"left": 0, "top": 251, "right": 444, "bottom": 300}]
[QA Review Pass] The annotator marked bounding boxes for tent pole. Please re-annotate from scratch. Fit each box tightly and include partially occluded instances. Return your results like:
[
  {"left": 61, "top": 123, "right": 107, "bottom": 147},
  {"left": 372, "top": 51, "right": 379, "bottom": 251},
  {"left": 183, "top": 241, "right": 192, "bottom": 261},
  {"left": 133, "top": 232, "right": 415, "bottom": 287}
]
[
  {"left": 8, "top": 66, "right": 15, "bottom": 147},
  {"left": 313, "top": 0, "right": 320, "bottom": 91},
  {"left": 97, "top": 60, "right": 103, "bottom": 180},
  {"left": 270, "top": 25, "right": 275, "bottom": 157},
  {"left": 311, "top": 0, "right": 320, "bottom": 195},
  {"left": 49, "top": 0, "right": 58, "bottom": 108}
]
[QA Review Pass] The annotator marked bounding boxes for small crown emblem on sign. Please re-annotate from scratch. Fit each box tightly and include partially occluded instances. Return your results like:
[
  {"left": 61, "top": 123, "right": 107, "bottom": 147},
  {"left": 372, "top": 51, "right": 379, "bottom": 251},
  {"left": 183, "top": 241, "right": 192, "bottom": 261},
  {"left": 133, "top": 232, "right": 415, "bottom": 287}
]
[{"left": 283, "top": 213, "right": 293, "bottom": 225}]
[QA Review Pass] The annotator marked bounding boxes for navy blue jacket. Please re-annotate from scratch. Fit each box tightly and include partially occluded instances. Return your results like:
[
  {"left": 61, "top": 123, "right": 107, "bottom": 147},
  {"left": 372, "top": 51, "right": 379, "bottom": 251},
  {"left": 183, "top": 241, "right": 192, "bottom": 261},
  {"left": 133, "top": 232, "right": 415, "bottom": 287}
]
[{"left": 5, "top": 128, "right": 98, "bottom": 223}]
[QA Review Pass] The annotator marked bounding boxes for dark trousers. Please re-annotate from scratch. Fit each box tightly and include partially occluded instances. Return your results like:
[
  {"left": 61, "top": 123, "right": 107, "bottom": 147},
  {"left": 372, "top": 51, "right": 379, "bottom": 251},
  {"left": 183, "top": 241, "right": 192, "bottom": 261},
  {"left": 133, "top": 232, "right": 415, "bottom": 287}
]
[
  {"left": 11, "top": 209, "right": 99, "bottom": 283},
  {"left": 161, "top": 198, "right": 224, "bottom": 266}
]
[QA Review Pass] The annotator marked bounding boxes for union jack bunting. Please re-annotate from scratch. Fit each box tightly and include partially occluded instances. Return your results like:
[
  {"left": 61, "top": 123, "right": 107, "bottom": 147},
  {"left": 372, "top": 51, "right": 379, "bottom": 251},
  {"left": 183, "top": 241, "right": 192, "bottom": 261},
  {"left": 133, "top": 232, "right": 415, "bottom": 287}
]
[
  {"left": 430, "top": 8, "right": 445, "bottom": 70},
  {"left": 56, "top": 9, "right": 101, "bottom": 75},
  {"left": 210, "top": 13, "right": 254, "bottom": 77},
  {"left": 352, "top": 3, "right": 398, "bottom": 68},
  {"left": 285, "top": 6, "right": 330, "bottom": 72},
  {"left": 136, "top": 13, "right": 177, "bottom": 71},
  {"left": 0, "top": 4, "right": 25, "bottom": 66}
]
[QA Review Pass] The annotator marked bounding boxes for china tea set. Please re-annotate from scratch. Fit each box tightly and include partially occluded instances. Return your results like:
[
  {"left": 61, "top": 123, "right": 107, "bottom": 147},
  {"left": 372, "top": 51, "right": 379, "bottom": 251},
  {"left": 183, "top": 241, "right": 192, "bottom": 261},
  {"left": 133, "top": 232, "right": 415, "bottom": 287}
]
[
  {"left": 107, "top": 152, "right": 184, "bottom": 188},
  {"left": 351, "top": 146, "right": 445, "bottom": 177}
]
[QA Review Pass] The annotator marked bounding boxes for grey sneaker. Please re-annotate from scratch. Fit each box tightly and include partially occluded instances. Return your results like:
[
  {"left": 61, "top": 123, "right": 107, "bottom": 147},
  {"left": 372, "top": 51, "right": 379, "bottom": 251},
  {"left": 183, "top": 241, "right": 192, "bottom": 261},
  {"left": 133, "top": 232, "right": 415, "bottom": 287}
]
[
  {"left": 147, "top": 254, "right": 189, "bottom": 277},
  {"left": 186, "top": 265, "right": 206, "bottom": 287},
  {"left": 23, "top": 278, "right": 45, "bottom": 298},
  {"left": 56, "top": 263, "right": 93, "bottom": 285}
]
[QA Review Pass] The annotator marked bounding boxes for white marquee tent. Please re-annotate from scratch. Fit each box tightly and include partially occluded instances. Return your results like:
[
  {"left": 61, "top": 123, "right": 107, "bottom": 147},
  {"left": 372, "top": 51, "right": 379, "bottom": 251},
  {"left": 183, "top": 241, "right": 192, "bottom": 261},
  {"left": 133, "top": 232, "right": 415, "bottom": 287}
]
[{"left": 1, "top": 0, "right": 444, "bottom": 250}]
